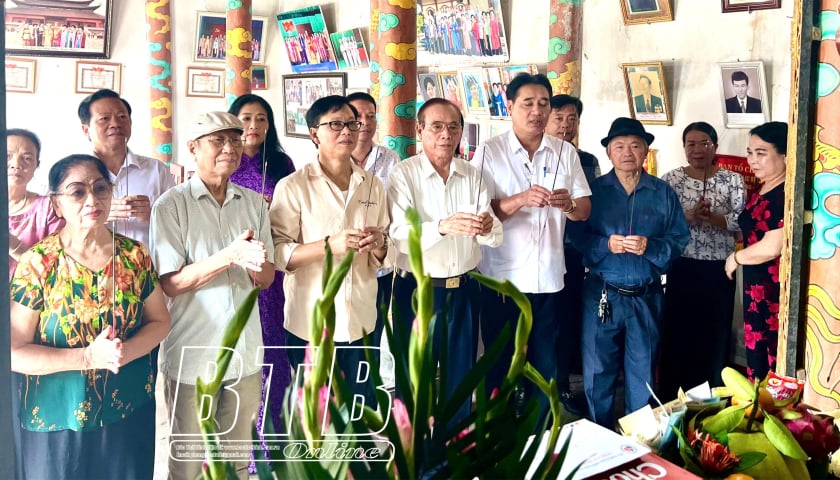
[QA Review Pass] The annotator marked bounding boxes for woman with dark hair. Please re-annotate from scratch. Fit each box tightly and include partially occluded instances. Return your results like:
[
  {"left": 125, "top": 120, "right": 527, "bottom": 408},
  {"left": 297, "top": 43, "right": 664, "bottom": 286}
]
[
  {"left": 228, "top": 94, "right": 296, "bottom": 433},
  {"left": 7, "top": 128, "right": 64, "bottom": 280},
  {"left": 10, "top": 154, "right": 170, "bottom": 479},
  {"left": 659, "top": 122, "right": 746, "bottom": 397},
  {"left": 725, "top": 121, "right": 788, "bottom": 381}
]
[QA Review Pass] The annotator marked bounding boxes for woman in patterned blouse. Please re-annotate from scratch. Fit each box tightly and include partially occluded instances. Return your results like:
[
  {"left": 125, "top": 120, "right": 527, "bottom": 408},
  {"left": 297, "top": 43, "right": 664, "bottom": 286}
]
[
  {"left": 659, "top": 122, "right": 746, "bottom": 398},
  {"left": 10, "top": 154, "right": 171, "bottom": 479}
]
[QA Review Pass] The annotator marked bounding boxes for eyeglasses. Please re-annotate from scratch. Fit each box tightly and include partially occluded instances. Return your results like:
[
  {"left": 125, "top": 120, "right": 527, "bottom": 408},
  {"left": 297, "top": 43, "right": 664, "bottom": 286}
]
[
  {"left": 315, "top": 120, "right": 363, "bottom": 132},
  {"left": 52, "top": 179, "right": 113, "bottom": 202},
  {"left": 684, "top": 141, "right": 714, "bottom": 150},
  {"left": 200, "top": 135, "right": 245, "bottom": 148},
  {"left": 423, "top": 122, "right": 462, "bottom": 134}
]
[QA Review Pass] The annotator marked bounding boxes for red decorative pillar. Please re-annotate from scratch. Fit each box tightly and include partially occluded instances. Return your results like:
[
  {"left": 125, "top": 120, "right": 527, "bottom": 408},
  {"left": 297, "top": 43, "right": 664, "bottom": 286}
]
[
  {"left": 225, "top": 0, "right": 252, "bottom": 107},
  {"left": 376, "top": 0, "right": 417, "bottom": 160},
  {"left": 146, "top": 0, "right": 173, "bottom": 167},
  {"left": 546, "top": 0, "right": 582, "bottom": 96}
]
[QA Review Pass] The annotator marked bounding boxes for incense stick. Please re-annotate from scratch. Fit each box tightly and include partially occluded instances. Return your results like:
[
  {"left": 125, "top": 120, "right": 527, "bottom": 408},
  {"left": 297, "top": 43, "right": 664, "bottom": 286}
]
[
  {"left": 475, "top": 146, "right": 486, "bottom": 215},
  {"left": 254, "top": 131, "right": 269, "bottom": 288}
]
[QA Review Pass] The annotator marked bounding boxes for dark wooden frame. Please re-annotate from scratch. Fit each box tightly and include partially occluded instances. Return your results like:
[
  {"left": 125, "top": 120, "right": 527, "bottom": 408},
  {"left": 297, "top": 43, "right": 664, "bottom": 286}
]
[
  {"left": 4, "top": 0, "right": 113, "bottom": 58},
  {"left": 721, "top": 0, "right": 781, "bottom": 14}
]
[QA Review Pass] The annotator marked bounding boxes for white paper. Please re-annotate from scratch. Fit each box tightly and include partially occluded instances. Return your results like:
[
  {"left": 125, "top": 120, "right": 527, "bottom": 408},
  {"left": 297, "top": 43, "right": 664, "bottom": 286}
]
[{"left": 524, "top": 419, "right": 650, "bottom": 480}]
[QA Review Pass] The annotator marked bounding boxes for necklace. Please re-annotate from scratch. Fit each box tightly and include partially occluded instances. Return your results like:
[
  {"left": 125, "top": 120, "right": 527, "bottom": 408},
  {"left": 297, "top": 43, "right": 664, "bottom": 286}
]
[{"left": 8, "top": 191, "right": 32, "bottom": 216}]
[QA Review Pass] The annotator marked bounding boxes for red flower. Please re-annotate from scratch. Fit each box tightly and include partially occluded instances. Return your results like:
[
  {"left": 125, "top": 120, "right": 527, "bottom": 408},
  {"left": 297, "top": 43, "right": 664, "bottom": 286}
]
[
  {"left": 689, "top": 430, "right": 741, "bottom": 475},
  {"left": 766, "top": 314, "right": 779, "bottom": 332},
  {"left": 746, "top": 284, "right": 766, "bottom": 303},
  {"left": 744, "top": 323, "right": 764, "bottom": 350},
  {"left": 769, "top": 264, "right": 779, "bottom": 283}
]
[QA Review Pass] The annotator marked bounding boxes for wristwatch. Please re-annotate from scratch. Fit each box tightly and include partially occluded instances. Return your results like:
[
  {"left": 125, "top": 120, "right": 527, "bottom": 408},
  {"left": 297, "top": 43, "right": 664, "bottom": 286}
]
[{"left": 564, "top": 199, "right": 577, "bottom": 214}]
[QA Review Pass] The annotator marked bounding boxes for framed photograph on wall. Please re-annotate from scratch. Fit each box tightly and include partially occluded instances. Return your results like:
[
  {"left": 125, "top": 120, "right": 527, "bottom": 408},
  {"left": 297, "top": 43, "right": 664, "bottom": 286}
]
[
  {"left": 75, "top": 60, "right": 121, "bottom": 94},
  {"left": 418, "top": 73, "right": 442, "bottom": 101},
  {"left": 721, "top": 0, "right": 781, "bottom": 13},
  {"left": 194, "top": 12, "right": 268, "bottom": 63},
  {"left": 437, "top": 72, "right": 465, "bottom": 113},
  {"left": 460, "top": 68, "right": 490, "bottom": 116},
  {"left": 719, "top": 61, "right": 769, "bottom": 128},
  {"left": 330, "top": 28, "right": 369, "bottom": 70},
  {"left": 282, "top": 73, "right": 347, "bottom": 138},
  {"left": 5, "top": 57, "right": 36, "bottom": 93},
  {"left": 251, "top": 66, "right": 268, "bottom": 90},
  {"left": 622, "top": 62, "right": 671, "bottom": 125},
  {"left": 277, "top": 6, "right": 338, "bottom": 73},
  {"left": 186, "top": 66, "right": 225, "bottom": 98},
  {"left": 620, "top": 0, "right": 673, "bottom": 25},
  {"left": 417, "top": 0, "right": 509, "bottom": 65},
  {"left": 5, "top": 0, "right": 113, "bottom": 58}
]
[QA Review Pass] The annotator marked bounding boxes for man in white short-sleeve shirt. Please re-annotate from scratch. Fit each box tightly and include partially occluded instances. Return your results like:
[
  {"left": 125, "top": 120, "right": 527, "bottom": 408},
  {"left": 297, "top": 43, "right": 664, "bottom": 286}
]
[
  {"left": 150, "top": 112, "right": 274, "bottom": 480},
  {"left": 472, "top": 73, "right": 591, "bottom": 421}
]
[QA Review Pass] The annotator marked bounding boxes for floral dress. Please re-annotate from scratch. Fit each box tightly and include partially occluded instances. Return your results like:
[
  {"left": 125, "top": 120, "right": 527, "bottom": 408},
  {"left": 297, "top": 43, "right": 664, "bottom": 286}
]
[
  {"left": 11, "top": 233, "right": 159, "bottom": 432},
  {"left": 737, "top": 183, "right": 785, "bottom": 381}
]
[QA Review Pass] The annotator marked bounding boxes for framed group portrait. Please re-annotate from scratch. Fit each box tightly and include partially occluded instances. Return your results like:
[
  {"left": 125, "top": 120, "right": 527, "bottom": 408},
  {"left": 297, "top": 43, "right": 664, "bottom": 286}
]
[
  {"left": 620, "top": 0, "right": 673, "bottom": 25},
  {"left": 417, "top": 0, "right": 510, "bottom": 65},
  {"left": 622, "top": 61, "right": 671, "bottom": 125},
  {"left": 5, "top": 0, "right": 113, "bottom": 58},
  {"left": 330, "top": 28, "right": 369, "bottom": 70},
  {"left": 277, "top": 6, "right": 338, "bottom": 73},
  {"left": 282, "top": 73, "right": 347, "bottom": 138},
  {"left": 719, "top": 61, "right": 769, "bottom": 128},
  {"left": 721, "top": 0, "right": 781, "bottom": 13},
  {"left": 194, "top": 12, "right": 268, "bottom": 63}
]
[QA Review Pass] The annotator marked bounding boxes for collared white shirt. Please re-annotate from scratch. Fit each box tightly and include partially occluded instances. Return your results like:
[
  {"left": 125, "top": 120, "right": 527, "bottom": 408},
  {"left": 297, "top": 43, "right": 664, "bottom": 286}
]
[
  {"left": 270, "top": 159, "right": 393, "bottom": 343},
  {"left": 150, "top": 175, "right": 273, "bottom": 384},
  {"left": 388, "top": 152, "right": 502, "bottom": 278},
  {"left": 358, "top": 143, "right": 400, "bottom": 278},
  {"left": 108, "top": 150, "right": 176, "bottom": 247},
  {"left": 472, "top": 130, "right": 591, "bottom": 293}
]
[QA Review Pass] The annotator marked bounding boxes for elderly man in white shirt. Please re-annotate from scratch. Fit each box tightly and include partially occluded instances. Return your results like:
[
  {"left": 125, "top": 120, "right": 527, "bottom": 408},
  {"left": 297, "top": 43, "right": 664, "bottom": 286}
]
[
  {"left": 150, "top": 112, "right": 274, "bottom": 480},
  {"left": 472, "top": 73, "right": 592, "bottom": 422},
  {"left": 388, "top": 98, "right": 502, "bottom": 426},
  {"left": 78, "top": 89, "right": 175, "bottom": 247}
]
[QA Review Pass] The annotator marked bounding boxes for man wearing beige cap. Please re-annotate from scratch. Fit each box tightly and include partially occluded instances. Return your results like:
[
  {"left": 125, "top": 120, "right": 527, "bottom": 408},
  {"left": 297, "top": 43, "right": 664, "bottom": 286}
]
[{"left": 149, "top": 112, "right": 274, "bottom": 480}]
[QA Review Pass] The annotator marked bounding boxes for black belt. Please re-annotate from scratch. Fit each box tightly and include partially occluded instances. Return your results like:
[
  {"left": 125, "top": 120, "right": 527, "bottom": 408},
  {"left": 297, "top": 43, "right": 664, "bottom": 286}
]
[
  {"left": 604, "top": 280, "right": 662, "bottom": 297},
  {"left": 395, "top": 267, "right": 472, "bottom": 289}
]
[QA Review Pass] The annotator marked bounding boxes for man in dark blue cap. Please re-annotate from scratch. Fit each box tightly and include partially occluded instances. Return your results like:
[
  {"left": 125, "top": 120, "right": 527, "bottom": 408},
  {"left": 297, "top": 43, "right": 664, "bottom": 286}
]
[{"left": 574, "top": 117, "right": 689, "bottom": 429}]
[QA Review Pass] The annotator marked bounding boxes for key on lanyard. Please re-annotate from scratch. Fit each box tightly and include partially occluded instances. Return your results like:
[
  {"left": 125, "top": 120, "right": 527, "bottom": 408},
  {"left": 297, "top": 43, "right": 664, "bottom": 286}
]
[{"left": 598, "top": 287, "right": 611, "bottom": 324}]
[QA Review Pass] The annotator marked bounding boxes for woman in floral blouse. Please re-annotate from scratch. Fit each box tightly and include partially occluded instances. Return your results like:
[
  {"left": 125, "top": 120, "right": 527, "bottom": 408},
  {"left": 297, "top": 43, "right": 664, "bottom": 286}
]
[
  {"left": 10, "top": 154, "right": 170, "bottom": 479},
  {"left": 660, "top": 122, "right": 746, "bottom": 397},
  {"left": 725, "top": 122, "right": 788, "bottom": 381}
]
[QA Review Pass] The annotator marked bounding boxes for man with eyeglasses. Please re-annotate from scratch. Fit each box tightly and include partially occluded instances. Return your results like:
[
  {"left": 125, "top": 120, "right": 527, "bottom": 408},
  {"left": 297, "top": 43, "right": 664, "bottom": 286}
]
[
  {"left": 270, "top": 95, "right": 392, "bottom": 406},
  {"left": 78, "top": 89, "right": 175, "bottom": 247},
  {"left": 149, "top": 112, "right": 274, "bottom": 480},
  {"left": 472, "top": 73, "right": 592, "bottom": 425},
  {"left": 387, "top": 98, "right": 502, "bottom": 428}
]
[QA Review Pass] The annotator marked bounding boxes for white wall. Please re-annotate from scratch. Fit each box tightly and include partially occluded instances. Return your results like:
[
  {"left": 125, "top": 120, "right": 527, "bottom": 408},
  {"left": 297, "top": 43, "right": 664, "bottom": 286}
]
[
  {"left": 6, "top": 0, "right": 794, "bottom": 191},
  {"left": 578, "top": 1, "right": 793, "bottom": 175}
]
